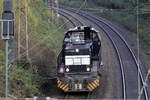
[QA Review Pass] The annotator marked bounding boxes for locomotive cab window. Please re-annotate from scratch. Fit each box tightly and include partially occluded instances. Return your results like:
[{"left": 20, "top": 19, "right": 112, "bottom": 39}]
[{"left": 64, "top": 32, "right": 86, "bottom": 44}]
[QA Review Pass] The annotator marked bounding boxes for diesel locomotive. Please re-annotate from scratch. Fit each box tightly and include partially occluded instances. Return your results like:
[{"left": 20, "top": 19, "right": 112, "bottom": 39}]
[{"left": 57, "top": 26, "right": 102, "bottom": 92}]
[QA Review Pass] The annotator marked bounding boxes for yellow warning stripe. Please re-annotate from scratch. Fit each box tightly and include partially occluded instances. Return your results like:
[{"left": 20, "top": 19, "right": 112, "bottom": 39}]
[
  {"left": 87, "top": 86, "right": 92, "bottom": 91},
  {"left": 57, "top": 80, "right": 60, "bottom": 84},
  {"left": 58, "top": 82, "right": 62, "bottom": 87},
  {"left": 88, "top": 82, "right": 94, "bottom": 89},
  {"left": 94, "top": 80, "right": 99, "bottom": 86},
  {"left": 64, "top": 87, "right": 69, "bottom": 92},
  {"left": 96, "top": 79, "right": 100, "bottom": 86},
  {"left": 62, "top": 83, "right": 69, "bottom": 90},
  {"left": 60, "top": 83, "right": 65, "bottom": 88},
  {"left": 91, "top": 81, "right": 97, "bottom": 88}
]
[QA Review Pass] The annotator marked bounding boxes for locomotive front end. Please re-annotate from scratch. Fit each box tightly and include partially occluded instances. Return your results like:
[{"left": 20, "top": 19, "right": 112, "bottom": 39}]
[{"left": 57, "top": 26, "right": 101, "bottom": 92}]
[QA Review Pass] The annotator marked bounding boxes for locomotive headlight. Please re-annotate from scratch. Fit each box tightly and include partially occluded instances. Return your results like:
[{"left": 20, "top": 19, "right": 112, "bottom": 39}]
[
  {"left": 75, "top": 49, "right": 79, "bottom": 53},
  {"left": 59, "top": 67, "right": 64, "bottom": 73},
  {"left": 87, "top": 67, "right": 90, "bottom": 72},
  {"left": 66, "top": 68, "right": 70, "bottom": 72}
]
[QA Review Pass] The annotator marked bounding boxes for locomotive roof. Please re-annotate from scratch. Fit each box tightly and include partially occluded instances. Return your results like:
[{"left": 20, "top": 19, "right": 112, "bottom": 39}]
[{"left": 65, "top": 26, "right": 99, "bottom": 34}]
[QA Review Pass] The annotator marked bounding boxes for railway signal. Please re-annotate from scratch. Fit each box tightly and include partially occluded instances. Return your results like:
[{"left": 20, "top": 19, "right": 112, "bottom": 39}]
[
  {"left": 1, "top": 0, "right": 14, "bottom": 99},
  {"left": 1, "top": 1, "right": 14, "bottom": 39}
]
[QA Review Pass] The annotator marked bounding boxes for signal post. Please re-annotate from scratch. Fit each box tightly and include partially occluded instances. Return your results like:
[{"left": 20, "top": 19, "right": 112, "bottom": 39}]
[{"left": 1, "top": 0, "right": 14, "bottom": 99}]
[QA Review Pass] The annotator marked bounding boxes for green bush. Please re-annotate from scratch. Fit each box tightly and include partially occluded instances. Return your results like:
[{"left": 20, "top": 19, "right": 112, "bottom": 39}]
[
  {"left": 0, "top": 0, "right": 65, "bottom": 97},
  {"left": 9, "top": 65, "right": 42, "bottom": 97}
]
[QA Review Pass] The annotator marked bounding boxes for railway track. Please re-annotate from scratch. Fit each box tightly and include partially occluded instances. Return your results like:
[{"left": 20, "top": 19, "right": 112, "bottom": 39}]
[
  {"left": 57, "top": 9, "right": 125, "bottom": 100},
  {"left": 47, "top": 4, "right": 150, "bottom": 100},
  {"left": 58, "top": 9, "right": 89, "bottom": 100},
  {"left": 59, "top": 9, "right": 84, "bottom": 26},
  {"left": 58, "top": 9, "right": 125, "bottom": 100}
]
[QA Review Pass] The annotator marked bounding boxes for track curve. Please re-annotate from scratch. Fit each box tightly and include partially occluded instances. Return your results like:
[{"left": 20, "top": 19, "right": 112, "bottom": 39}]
[
  {"left": 58, "top": 6, "right": 150, "bottom": 100},
  {"left": 47, "top": 4, "right": 150, "bottom": 100},
  {"left": 58, "top": 8, "right": 126, "bottom": 100}
]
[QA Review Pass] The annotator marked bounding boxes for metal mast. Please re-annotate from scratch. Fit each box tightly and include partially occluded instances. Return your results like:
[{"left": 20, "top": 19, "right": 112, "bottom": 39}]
[
  {"left": 1, "top": 0, "right": 14, "bottom": 98},
  {"left": 25, "top": 0, "right": 29, "bottom": 60}
]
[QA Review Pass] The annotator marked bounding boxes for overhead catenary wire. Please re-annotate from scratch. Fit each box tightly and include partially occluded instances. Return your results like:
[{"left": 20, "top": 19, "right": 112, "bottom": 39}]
[
  {"left": 10, "top": 0, "right": 87, "bottom": 63},
  {"left": 62, "top": 6, "right": 149, "bottom": 99}
]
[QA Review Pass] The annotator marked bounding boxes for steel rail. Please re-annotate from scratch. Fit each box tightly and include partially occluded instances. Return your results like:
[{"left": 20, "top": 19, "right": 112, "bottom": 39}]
[
  {"left": 61, "top": 7, "right": 149, "bottom": 99},
  {"left": 79, "top": 10, "right": 149, "bottom": 100},
  {"left": 59, "top": 8, "right": 126, "bottom": 99},
  {"left": 58, "top": 9, "right": 126, "bottom": 100},
  {"left": 58, "top": 12, "right": 76, "bottom": 27},
  {"left": 47, "top": 8, "right": 88, "bottom": 100},
  {"left": 59, "top": 9, "right": 84, "bottom": 26},
  {"left": 57, "top": 11, "right": 88, "bottom": 100}
]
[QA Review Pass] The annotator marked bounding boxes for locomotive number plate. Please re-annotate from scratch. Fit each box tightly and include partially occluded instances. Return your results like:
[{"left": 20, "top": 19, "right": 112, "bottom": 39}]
[{"left": 75, "top": 84, "right": 82, "bottom": 89}]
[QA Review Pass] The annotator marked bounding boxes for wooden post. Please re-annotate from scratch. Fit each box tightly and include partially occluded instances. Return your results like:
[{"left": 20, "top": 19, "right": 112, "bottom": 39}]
[
  {"left": 18, "top": 0, "right": 21, "bottom": 60},
  {"left": 55, "top": 0, "right": 59, "bottom": 17},
  {"left": 48, "top": 0, "right": 50, "bottom": 8},
  {"left": 52, "top": 0, "right": 54, "bottom": 22}
]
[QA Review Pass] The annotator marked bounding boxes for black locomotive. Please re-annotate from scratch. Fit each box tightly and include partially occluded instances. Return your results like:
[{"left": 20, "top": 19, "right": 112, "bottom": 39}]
[{"left": 57, "top": 26, "right": 102, "bottom": 92}]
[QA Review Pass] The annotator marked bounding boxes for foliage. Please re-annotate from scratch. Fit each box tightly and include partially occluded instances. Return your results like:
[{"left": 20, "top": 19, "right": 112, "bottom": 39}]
[
  {"left": 0, "top": 0, "right": 65, "bottom": 98},
  {"left": 60, "top": 0, "right": 150, "bottom": 50},
  {"left": 60, "top": 0, "right": 84, "bottom": 8},
  {"left": 92, "top": 0, "right": 125, "bottom": 8},
  {"left": 9, "top": 65, "right": 43, "bottom": 97}
]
